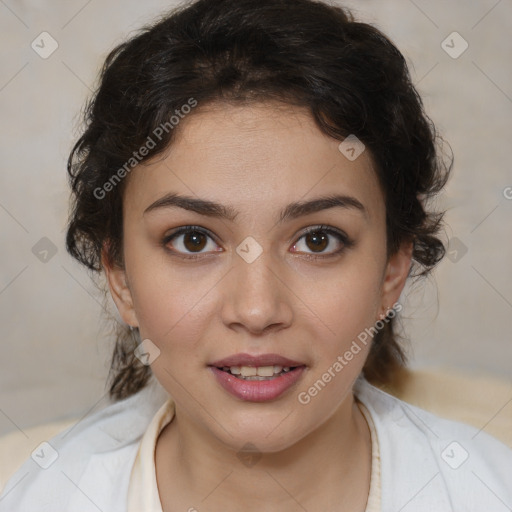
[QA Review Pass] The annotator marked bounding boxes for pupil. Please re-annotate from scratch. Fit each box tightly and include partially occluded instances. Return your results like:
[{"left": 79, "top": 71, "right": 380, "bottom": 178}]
[
  {"left": 184, "top": 232, "right": 206, "bottom": 252},
  {"left": 307, "top": 231, "right": 327, "bottom": 252}
]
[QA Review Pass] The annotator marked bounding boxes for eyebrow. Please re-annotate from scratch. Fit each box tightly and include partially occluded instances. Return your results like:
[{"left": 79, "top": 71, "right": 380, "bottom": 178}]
[{"left": 143, "top": 192, "right": 368, "bottom": 223}]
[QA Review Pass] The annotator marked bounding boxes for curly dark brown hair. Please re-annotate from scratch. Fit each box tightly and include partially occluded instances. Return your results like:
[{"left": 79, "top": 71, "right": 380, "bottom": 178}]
[{"left": 65, "top": 0, "right": 452, "bottom": 401}]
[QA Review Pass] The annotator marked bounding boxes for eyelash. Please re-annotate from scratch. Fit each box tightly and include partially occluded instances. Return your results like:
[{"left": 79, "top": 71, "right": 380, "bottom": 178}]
[{"left": 161, "top": 224, "right": 354, "bottom": 261}]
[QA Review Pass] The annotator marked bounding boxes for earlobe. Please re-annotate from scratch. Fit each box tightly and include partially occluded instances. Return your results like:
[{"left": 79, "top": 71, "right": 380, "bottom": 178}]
[
  {"left": 101, "top": 244, "right": 139, "bottom": 328},
  {"left": 379, "top": 240, "right": 413, "bottom": 318}
]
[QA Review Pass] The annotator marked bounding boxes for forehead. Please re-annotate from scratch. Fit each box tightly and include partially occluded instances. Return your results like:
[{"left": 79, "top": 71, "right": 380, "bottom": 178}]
[{"left": 125, "top": 102, "right": 384, "bottom": 224}]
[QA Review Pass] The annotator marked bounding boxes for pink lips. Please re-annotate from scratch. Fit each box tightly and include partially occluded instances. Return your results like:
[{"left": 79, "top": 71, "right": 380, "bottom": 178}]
[{"left": 208, "top": 353, "right": 307, "bottom": 402}]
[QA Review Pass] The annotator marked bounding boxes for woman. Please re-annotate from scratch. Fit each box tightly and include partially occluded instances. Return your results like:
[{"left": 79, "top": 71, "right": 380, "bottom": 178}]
[{"left": 1, "top": 0, "right": 510, "bottom": 510}]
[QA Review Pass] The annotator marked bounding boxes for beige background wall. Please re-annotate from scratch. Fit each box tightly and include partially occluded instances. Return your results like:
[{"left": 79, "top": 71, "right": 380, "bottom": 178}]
[{"left": 1, "top": 0, "right": 511, "bottom": 436}]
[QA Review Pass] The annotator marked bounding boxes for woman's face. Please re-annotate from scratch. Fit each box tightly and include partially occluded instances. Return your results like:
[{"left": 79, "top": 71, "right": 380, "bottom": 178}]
[{"left": 106, "top": 101, "right": 411, "bottom": 452}]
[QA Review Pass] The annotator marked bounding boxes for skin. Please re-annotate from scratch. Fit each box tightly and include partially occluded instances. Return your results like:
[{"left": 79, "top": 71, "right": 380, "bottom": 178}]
[{"left": 103, "top": 101, "right": 413, "bottom": 511}]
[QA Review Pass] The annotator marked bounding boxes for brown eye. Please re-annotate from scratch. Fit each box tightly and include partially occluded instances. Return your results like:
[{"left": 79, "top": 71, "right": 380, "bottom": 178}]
[
  {"left": 182, "top": 231, "right": 207, "bottom": 252},
  {"left": 291, "top": 225, "right": 353, "bottom": 257},
  {"left": 304, "top": 231, "right": 328, "bottom": 252},
  {"left": 163, "top": 226, "right": 221, "bottom": 257}
]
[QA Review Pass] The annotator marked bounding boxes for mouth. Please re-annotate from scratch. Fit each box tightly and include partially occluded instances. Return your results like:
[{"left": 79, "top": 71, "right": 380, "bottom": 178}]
[
  {"left": 207, "top": 353, "right": 307, "bottom": 402},
  {"left": 215, "top": 364, "right": 302, "bottom": 380}
]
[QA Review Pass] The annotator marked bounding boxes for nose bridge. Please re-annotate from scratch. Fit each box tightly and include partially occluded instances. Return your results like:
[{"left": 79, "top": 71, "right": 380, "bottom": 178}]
[
  {"left": 222, "top": 242, "right": 292, "bottom": 332},
  {"left": 237, "top": 246, "right": 276, "bottom": 294}
]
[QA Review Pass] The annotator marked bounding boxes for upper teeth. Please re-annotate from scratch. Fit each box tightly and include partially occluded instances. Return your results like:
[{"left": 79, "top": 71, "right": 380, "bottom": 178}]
[{"left": 222, "top": 365, "right": 290, "bottom": 376}]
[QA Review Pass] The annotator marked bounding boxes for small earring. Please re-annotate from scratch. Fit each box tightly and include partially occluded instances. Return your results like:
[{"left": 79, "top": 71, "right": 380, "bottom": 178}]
[{"left": 379, "top": 305, "right": 392, "bottom": 320}]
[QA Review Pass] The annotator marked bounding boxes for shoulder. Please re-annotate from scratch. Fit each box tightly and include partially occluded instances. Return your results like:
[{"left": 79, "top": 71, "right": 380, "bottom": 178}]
[
  {"left": 0, "top": 377, "right": 169, "bottom": 512},
  {"left": 354, "top": 375, "right": 512, "bottom": 511}
]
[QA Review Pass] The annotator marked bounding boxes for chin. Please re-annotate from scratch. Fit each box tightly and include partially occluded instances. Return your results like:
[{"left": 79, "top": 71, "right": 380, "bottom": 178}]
[{"left": 209, "top": 410, "right": 309, "bottom": 454}]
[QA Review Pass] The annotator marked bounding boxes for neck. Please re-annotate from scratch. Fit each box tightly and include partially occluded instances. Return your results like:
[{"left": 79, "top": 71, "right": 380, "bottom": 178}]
[{"left": 155, "top": 392, "right": 372, "bottom": 512}]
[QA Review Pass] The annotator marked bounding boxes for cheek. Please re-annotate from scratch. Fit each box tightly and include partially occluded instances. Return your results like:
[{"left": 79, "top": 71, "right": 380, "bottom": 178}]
[
  {"left": 291, "top": 267, "right": 382, "bottom": 412},
  {"left": 291, "top": 257, "right": 384, "bottom": 353},
  {"left": 125, "top": 246, "right": 219, "bottom": 360},
  {"left": 132, "top": 273, "right": 207, "bottom": 339}
]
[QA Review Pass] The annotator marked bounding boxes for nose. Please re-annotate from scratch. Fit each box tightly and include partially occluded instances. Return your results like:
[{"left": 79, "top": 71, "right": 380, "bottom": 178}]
[{"left": 220, "top": 248, "right": 293, "bottom": 335}]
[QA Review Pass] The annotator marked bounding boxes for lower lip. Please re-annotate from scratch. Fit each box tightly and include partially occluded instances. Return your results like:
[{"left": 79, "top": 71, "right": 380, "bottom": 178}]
[{"left": 209, "top": 366, "right": 306, "bottom": 402}]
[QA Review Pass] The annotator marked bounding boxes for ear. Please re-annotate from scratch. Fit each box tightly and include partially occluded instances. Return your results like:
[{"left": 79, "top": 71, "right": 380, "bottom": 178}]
[
  {"left": 101, "top": 243, "right": 139, "bottom": 328},
  {"left": 378, "top": 240, "right": 413, "bottom": 319}
]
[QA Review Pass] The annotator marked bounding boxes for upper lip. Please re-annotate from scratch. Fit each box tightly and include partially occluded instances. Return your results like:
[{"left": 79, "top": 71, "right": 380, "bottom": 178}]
[{"left": 209, "top": 353, "right": 305, "bottom": 368}]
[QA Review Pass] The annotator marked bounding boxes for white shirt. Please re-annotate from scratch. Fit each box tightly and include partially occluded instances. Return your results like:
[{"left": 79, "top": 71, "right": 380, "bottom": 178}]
[{"left": 1, "top": 374, "right": 511, "bottom": 511}]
